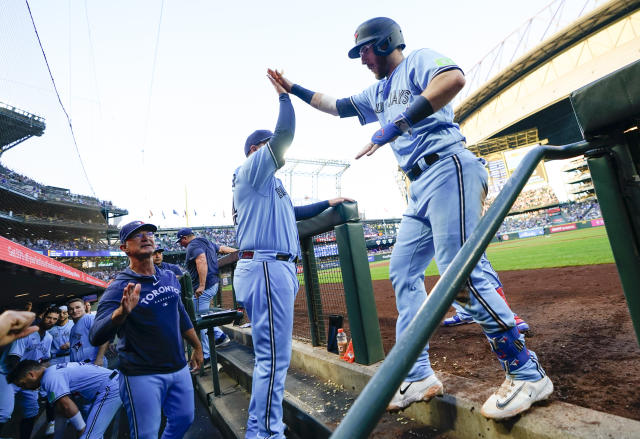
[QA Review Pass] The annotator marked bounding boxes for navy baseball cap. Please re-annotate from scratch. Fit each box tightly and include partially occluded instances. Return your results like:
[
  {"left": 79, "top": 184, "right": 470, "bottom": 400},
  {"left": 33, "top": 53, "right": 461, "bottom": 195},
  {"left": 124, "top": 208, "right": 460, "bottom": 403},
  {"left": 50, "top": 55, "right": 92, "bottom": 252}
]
[
  {"left": 153, "top": 246, "right": 165, "bottom": 253},
  {"left": 244, "top": 129, "right": 273, "bottom": 156},
  {"left": 119, "top": 221, "right": 157, "bottom": 243},
  {"left": 176, "top": 228, "right": 193, "bottom": 242}
]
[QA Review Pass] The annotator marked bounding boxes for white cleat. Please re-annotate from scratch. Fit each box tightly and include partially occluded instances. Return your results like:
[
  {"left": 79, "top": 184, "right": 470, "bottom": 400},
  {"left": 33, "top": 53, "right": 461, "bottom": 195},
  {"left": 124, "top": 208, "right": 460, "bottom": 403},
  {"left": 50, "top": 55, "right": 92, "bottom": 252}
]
[
  {"left": 481, "top": 375, "right": 553, "bottom": 420},
  {"left": 387, "top": 374, "right": 444, "bottom": 412},
  {"left": 45, "top": 420, "right": 55, "bottom": 435}
]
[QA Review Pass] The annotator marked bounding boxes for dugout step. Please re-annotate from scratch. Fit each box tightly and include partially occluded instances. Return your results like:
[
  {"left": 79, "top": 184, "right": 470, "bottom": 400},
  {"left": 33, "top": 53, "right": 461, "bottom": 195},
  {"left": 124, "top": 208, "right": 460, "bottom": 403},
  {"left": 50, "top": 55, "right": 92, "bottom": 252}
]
[{"left": 210, "top": 340, "right": 449, "bottom": 438}]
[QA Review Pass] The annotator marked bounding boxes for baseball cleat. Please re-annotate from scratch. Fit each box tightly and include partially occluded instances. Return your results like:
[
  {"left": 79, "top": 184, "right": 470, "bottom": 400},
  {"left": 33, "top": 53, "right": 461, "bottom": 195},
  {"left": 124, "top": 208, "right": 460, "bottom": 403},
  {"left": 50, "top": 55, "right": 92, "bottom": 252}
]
[
  {"left": 387, "top": 374, "right": 444, "bottom": 412},
  {"left": 215, "top": 334, "right": 231, "bottom": 348},
  {"left": 515, "top": 316, "right": 530, "bottom": 333},
  {"left": 481, "top": 375, "right": 553, "bottom": 420},
  {"left": 442, "top": 314, "right": 474, "bottom": 327},
  {"left": 46, "top": 420, "right": 55, "bottom": 435}
]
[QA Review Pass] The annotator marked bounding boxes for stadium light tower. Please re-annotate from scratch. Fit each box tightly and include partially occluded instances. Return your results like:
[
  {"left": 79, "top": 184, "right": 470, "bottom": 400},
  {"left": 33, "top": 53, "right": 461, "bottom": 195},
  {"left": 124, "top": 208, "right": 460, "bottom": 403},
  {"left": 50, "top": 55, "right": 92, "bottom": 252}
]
[{"left": 277, "top": 158, "right": 350, "bottom": 203}]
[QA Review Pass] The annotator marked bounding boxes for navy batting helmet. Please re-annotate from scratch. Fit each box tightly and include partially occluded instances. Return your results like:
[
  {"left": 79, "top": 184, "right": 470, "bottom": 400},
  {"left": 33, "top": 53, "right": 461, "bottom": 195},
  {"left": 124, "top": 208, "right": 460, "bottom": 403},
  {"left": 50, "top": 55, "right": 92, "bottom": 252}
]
[{"left": 348, "top": 17, "right": 405, "bottom": 59}]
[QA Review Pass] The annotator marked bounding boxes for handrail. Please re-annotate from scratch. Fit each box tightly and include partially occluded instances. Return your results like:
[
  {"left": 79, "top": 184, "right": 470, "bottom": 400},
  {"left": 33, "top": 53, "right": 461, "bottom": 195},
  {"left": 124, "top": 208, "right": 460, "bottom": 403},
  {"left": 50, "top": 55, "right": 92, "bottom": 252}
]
[{"left": 330, "top": 139, "right": 603, "bottom": 439}]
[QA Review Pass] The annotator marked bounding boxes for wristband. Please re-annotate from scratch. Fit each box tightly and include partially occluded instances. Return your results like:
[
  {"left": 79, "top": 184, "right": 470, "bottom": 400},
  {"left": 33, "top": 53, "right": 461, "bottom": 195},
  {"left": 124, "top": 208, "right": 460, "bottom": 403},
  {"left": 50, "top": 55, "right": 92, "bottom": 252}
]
[
  {"left": 371, "top": 121, "right": 402, "bottom": 145},
  {"left": 404, "top": 95, "right": 434, "bottom": 125},
  {"left": 291, "top": 84, "right": 315, "bottom": 104},
  {"left": 69, "top": 412, "right": 86, "bottom": 431}
]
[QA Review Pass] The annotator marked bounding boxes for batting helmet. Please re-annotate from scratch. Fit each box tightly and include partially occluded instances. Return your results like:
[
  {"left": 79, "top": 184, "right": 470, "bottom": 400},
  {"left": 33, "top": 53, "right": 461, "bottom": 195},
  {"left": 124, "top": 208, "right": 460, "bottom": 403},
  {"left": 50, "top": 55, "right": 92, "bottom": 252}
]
[{"left": 347, "top": 17, "right": 405, "bottom": 59}]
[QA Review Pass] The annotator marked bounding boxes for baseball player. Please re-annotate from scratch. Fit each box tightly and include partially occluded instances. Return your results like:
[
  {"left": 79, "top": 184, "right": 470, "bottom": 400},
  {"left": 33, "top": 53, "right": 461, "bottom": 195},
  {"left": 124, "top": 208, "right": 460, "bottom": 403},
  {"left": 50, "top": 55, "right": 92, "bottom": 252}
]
[
  {"left": 233, "top": 72, "right": 353, "bottom": 439},
  {"left": 177, "top": 228, "right": 236, "bottom": 362},
  {"left": 48, "top": 305, "right": 74, "bottom": 365},
  {"left": 272, "top": 17, "right": 552, "bottom": 420},
  {"left": 443, "top": 254, "right": 530, "bottom": 333},
  {"left": 8, "top": 360, "right": 122, "bottom": 439},
  {"left": 152, "top": 246, "right": 184, "bottom": 277},
  {"left": 0, "top": 307, "right": 58, "bottom": 438},
  {"left": 90, "top": 220, "right": 203, "bottom": 439},
  {"left": 68, "top": 298, "right": 107, "bottom": 365}
]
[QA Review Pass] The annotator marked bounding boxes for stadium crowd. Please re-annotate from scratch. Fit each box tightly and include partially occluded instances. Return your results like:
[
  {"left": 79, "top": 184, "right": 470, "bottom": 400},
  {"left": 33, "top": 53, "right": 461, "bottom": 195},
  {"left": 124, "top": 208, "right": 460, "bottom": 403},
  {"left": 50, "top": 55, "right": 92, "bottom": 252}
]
[
  {"left": 486, "top": 185, "right": 559, "bottom": 212},
  {"left": 497, "top": 200, "right": 601, "bottom": 234}
]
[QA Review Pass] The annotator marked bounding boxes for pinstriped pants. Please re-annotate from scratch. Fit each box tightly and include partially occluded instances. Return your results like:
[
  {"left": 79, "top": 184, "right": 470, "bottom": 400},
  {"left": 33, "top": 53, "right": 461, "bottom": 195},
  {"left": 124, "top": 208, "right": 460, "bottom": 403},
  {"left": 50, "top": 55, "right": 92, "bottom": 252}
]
[
  {"left": 234, "top": 257, "right": 298, "bottom": 439},
  {"left": 389, "top": 148, "right": 545, "bottom": 382}
]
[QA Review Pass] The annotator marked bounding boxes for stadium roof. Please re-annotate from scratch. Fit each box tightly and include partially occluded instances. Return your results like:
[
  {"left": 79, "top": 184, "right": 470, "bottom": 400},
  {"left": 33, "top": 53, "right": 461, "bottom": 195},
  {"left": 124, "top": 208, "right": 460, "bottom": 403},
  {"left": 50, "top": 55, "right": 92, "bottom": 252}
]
[
  {"left": 0, "top": 236, "right": 106, "bottom": 308},
  {"left": 0, "top": 102, "right": 45, "bottom": 156}
]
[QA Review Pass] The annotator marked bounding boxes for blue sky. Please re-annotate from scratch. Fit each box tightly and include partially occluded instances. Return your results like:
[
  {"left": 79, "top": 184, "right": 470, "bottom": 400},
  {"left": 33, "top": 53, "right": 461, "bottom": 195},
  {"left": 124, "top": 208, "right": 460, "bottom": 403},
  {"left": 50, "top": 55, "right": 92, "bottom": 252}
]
[{"left": 0, "top": 0, "right": 596, "bottom": 227}]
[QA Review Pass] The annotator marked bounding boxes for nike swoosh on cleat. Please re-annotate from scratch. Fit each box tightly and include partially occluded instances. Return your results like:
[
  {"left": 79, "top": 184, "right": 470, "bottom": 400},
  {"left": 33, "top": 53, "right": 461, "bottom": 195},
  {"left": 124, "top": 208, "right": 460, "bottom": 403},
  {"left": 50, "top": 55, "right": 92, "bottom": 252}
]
[
  {"left": 399, "top": 383, "right": 412, "bottom": 395},
  {"left": 495, "top": 383, "right": 525, "bottom": 409}
]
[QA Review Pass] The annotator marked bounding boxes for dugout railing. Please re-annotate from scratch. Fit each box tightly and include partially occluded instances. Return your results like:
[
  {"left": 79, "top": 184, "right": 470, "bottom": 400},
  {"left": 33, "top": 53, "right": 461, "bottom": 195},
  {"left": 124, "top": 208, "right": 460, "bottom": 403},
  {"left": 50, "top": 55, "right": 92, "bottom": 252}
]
[
  {"left": 330, "top": 60, "right": 640, "bottom": 438},
  {"left": 216, "top": 201, "right": 385, "bottom": 366}
]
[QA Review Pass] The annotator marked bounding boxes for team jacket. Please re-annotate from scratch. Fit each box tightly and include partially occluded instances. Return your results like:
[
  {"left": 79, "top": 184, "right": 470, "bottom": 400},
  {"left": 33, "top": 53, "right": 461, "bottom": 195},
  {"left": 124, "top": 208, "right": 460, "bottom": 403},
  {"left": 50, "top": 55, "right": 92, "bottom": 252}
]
[{"left": 90, "top": 267, "right": 193, "bottom": 375}]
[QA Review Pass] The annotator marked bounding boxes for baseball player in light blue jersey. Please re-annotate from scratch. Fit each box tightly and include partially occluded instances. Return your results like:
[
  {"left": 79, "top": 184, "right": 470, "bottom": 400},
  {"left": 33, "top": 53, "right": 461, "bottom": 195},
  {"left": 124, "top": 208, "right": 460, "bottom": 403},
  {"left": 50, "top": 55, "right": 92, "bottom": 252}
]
[
  {"left": 273, "top": 17, "right": 552, "bottom": 420},
  {"left": 68, "top": 298, "right": 107, "bottom": 366},
  {"left": 9, "top": 360, "right": 122, "bottom": 439},
  {"left": 49, "top": 305, "right": 74, "bottom": 365},
  {"left": 91, "top": 221, "right": 203, "bottom": 439},
  {"left": 233, "top": 73, "right": 353, "bottom": 439},
  {"left": 0, "top": 307, "right": 58, "bottom": 438}
]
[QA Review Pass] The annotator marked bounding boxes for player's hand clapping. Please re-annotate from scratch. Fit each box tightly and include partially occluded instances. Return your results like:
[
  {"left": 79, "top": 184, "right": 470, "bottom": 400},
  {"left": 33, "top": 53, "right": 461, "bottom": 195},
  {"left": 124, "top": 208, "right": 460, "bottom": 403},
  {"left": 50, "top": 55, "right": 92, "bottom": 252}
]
[
  {"left": 121, "top": 283, "right": 141, "bottom": 315},
  {"left": 267, "top": 69, "right": 293, "bottom": 93},
  {"left": 0, "top": 310, "right": 37, "bottom": 347}
]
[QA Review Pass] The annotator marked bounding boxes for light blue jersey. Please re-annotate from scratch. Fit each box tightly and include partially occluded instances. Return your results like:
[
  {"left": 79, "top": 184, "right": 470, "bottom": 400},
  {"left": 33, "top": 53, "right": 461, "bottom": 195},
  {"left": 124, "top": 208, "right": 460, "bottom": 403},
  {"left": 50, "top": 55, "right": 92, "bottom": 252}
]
[
  {"left": 8, "top": 331, "right": 52, "bottom": 362},
  {"left": 48, "top": 320, "right": 74, "bottom": 361},
  {"left": 41, "top": 362, "right": 112, "bottom": 404},
  {"left": 70, "top": 314, "right": 99, "bottom": 363},
  {"left": 350, "top": 49, "right": 466, "bottom": 171},
  {"left": 232, "top": 144, "right": 299, "bottom": 257}
]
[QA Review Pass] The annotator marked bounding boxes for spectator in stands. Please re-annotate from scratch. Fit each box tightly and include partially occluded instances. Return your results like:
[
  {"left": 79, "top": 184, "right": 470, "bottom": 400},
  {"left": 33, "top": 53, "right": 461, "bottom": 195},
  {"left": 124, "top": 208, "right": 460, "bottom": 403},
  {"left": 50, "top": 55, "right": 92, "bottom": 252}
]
[{"left": 177, "top": 228, "right": 236, "bottom": 364}]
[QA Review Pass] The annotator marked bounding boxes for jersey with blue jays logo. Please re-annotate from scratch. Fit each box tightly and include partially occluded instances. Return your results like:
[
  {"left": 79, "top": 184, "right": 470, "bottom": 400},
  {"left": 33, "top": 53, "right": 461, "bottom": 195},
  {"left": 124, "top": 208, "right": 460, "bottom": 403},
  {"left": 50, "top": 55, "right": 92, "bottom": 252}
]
[
  {"left": 8, "top": 330, "right": 52, "bottom": 362},
  {"left": 70, "top": 314, "right": 99, "bottom": 362},
  {"left": 232, "top": 144, "right": 299, "bottom": 257},
  {"left": 41, "top": 362, "right": 113, "bottom": 404},
  {"left": 48, "top": 320, "right": 74, "bottom": 357},
  {"left": 350, "top": 48, "right": 466, "bottom": 172}
]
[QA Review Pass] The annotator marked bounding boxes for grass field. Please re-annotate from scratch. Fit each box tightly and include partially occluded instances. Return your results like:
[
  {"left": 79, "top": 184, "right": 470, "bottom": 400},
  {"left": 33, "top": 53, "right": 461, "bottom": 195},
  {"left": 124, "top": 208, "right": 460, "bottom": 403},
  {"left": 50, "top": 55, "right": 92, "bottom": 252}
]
[{"left": 368, "top": 226, "right": 614, "bottom": 281}]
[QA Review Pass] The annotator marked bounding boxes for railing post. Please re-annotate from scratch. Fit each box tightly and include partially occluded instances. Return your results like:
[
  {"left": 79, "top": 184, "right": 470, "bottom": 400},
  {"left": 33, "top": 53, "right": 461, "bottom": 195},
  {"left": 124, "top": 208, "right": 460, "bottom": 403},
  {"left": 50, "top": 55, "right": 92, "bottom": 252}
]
[
  {"left": 334, "top": 223, "right": 384, "bottom": 365},
  {"left": 300, "top": 235, "right": 324, "bottom": 346},
  {"left": 587, "top": 142, "right": 640, "bottom": 345}
]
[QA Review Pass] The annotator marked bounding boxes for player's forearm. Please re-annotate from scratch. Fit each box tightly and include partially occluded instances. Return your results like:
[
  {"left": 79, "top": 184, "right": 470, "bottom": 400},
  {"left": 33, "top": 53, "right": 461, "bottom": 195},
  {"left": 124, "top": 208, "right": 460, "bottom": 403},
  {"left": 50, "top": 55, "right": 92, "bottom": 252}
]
[
  {"left": 56, "top": 396, "right": 80, "bottom": 418},
  {"left": 294, "top": 200, "right": 330, "bottom": 221},
  {"left": 95, "top": 342, "right": 108, "bottom": 364},
  {"left": 268, "top": 94, "right": 296, "bottom": 168},
  {"left": 218, "top": 245, "right": 236, "bottom": 254},
  {"left": 195, "top": 259, "right": 208, "bottom": 289},
  {"left": 89, "top": 302, "right": 121, "bottom": 346},
  {"left": 290, "top": 84, "right": 339, "bottom": 116},
  {"left": 182, "top": 328, "right": 202, "bottom": 351}
]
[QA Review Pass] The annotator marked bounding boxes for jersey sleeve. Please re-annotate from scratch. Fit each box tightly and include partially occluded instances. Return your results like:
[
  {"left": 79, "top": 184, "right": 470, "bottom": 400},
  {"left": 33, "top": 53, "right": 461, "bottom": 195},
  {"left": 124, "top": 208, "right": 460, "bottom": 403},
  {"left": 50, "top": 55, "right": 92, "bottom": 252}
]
[
  {"left": 408, "top": 48, "right": 463, "bottom": 93},
  {"left": 90, "top": 283, "right": 124, "bottom": 346},
  {"left": 8, "top": 336, "right": 26, "bottom": 358},
  {"left": 186, "top": 242, "right": 204, "bottom": 262},
  {"left": 349, "top": 84, "right": 380, "bottom": 126},
  {"left": 42, "top": 369, "right": 71, "bottom": 404},
  {"left": 238, "top": 144, "right": 278, "bottom": 189}
]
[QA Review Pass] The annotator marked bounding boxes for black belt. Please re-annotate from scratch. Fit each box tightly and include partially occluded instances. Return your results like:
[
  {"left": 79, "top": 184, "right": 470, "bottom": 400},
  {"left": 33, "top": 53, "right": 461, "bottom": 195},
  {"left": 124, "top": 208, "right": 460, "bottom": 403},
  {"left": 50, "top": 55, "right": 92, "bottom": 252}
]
[
  {"left": 239, "top": 251, "right": 298, "bottom": 264},
  {"left": 406, "top": 153, "right": 440, "bottom": 181},
  {"left": 52, "top": 352, "right": 70, "bottom": 359},
  {"left": 109, "top": 370, "right": 119, "bottom": 380}
]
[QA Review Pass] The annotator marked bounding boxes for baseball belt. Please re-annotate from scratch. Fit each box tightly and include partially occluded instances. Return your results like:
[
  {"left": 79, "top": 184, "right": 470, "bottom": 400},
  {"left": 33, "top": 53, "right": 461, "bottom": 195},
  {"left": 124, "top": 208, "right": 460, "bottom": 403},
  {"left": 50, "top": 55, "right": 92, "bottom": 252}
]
[
  {"left": 239, "top": 251, "right": 298, "bottom": 264},
  {"left": 406, "top": 153, "right": 440, "bottom": 181}
]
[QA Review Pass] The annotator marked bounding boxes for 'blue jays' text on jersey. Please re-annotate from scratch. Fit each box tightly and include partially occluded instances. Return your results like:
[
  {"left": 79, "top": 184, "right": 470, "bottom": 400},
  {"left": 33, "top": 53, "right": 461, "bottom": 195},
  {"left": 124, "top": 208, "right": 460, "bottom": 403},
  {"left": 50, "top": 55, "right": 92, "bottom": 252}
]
[
  {"left": 90, "top": 267, "right": 193, "bottom": 375},
  {"left": 49, "top": 320, "right": 74, "bottom": 357},
  {"left": 8, "top": 331, "right": 52, "bottom": 362},
  {"left": 70, "top": 314, "right": 99, "bottom": 363},
  {"left": 186, "top": 238, "right": 219, "bottom": 289},
  {"left": 41, "top": 362, "right": 113, "bottom": 404},
  {"left": 350, "top": 49, "right": 466, "bottom": 172},
  {"left": 232, "top": 144, "right": 299, "bottom": 257}
]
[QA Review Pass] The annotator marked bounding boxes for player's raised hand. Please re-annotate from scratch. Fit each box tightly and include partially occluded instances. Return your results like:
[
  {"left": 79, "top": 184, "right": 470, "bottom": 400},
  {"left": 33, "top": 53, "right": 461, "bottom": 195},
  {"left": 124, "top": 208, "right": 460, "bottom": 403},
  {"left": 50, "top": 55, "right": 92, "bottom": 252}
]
[
  {"left": 328, "top": 197, "right": 355, "bottom": 206},
  {"left": 120, "top": 283, "right": 141, "bottom": 315},
  {"left": 267, "top": 68, "right": 292, "bottom": 93},
  {"left": 0, "top": 310, "right": 37, "bottom": 347},
  {"left": 355, "top": 141, "right": 384, "bottom": 159},
  {"left": 267, "top": 69, "right": 288, "bottom": 95}
]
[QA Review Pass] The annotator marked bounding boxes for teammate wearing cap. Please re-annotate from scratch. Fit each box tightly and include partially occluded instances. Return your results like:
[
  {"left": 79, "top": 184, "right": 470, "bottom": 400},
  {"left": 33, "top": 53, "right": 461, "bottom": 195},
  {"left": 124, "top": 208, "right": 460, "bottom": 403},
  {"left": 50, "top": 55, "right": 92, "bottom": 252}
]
[
  {"left": 233, "top": 72, "right": 353, "bottom": 439},
  {"left": 271, "top": 17, "right": 551, "bottom": 420},
  {"left": 49, "top": 305, "right": 74, "bottom": 365},
  {"left": 68, "top": 298, "right": 107, "bottom": 366},
  {"left": 0, "top": 307, "right": 58, "bottom": 438},
  {"left": 153, "top": 246, "right": 184, "bottom": 278},
  {"left": 9, "top": 360, "right": 122, "bottom": 439},
  {"left": 177, "top": 228, "right": 236, "bottom": 363},
  {"left": 90, "top": 220, "right": 203, "bottom": 438}
]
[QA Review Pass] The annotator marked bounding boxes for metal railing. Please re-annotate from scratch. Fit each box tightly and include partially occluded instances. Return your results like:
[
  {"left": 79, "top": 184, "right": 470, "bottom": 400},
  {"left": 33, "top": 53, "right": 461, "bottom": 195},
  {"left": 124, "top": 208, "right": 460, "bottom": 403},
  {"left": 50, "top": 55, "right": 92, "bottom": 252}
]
[{"left": 330, "top": 139, "right": 602, "bottom": 439}]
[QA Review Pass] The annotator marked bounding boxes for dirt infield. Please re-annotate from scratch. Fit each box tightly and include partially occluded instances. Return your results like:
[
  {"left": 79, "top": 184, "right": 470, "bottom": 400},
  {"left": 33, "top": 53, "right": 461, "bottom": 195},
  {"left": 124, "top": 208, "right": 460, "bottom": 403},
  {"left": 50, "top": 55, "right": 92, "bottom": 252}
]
[{"left": 373, "top": 263, "right": 640, "bottom": 421}]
